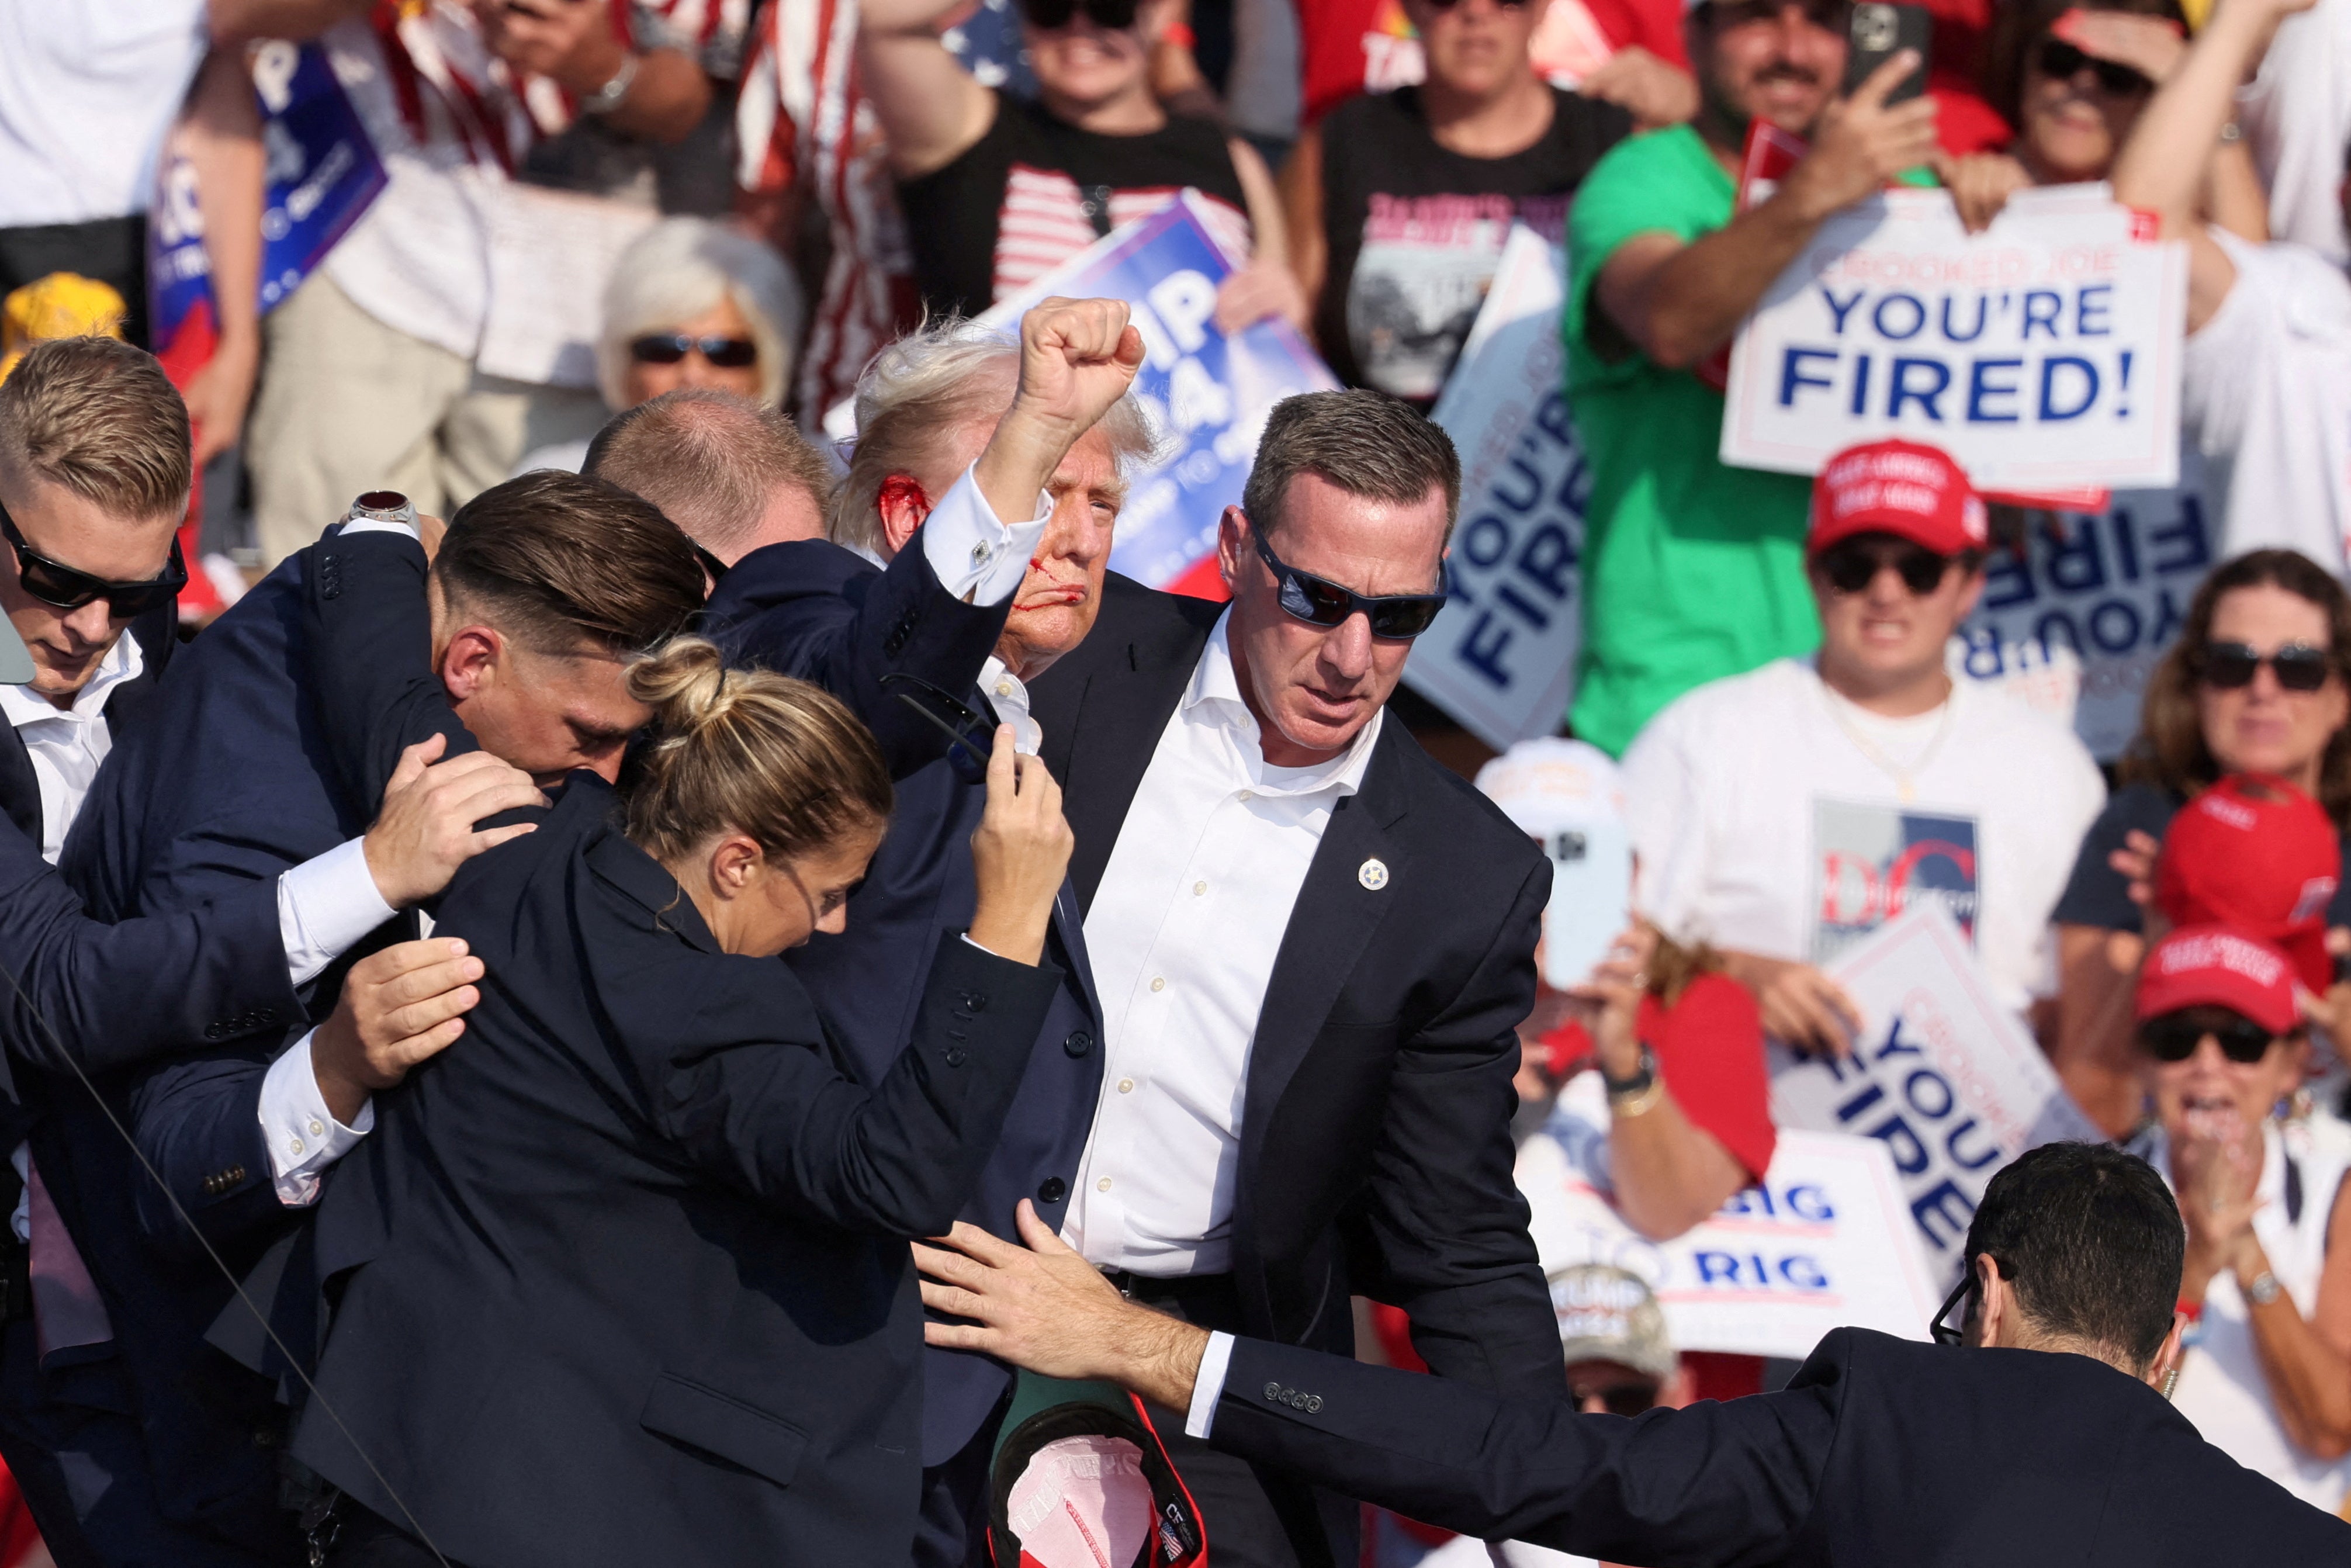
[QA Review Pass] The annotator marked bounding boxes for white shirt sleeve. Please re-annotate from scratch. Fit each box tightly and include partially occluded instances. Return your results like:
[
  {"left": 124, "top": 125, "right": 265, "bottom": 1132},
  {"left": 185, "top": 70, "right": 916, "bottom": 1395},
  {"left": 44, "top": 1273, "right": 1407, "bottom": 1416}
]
[
  {"left": 277, "top": 837, "right": 399, "bottom": 987},
  {"left": 1183, "top": 1330, "right": 1238, "bottom": 1439},
  {"left": 919, "top": 463, "right": 1052, "bottom": 605},
  {"left": 258, "top": 1032, "right": 375, "bottom": 1206}
]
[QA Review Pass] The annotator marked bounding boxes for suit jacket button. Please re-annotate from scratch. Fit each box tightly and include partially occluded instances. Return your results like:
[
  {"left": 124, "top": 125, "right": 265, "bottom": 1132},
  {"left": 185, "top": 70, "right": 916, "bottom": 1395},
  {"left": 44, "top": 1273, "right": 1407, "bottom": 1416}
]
[
  {"left": 1305, "top": 1395, "right": 1322, "bottom": 1413},
  {"left": 1063, "top": 1030, "right": 1093, "bottom": 1058},
  {"left": 1265, "top": 1383, "right": 1283, "bottom": 1402},
  {"left": 1037, "top": 1177, "right": 1067, "bottom": 1205},
  {"left": 944, "top": 1047, "right": 968, "bottom": 1068}
]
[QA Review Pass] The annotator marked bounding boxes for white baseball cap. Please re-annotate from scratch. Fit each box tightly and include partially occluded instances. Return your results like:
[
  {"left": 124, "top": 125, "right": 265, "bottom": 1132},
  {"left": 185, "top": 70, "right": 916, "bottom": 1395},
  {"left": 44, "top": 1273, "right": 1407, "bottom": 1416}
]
[{"left": 1474, "top": 737, "right": 1626, "bottom": 838}]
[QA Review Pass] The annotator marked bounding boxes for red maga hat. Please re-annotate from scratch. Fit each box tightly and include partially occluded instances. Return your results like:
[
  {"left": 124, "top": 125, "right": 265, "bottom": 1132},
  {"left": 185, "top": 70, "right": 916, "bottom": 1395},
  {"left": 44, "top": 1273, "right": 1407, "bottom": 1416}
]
[
  {"left": 1808, "top": 439, "right": 1990, "bottom": 558},
  {"left": 2156, "top": 773, "right": 2340, "bottom": 994},
  {"left": 2135, "top": 925, "right": 2301, "bottom": 1037}
]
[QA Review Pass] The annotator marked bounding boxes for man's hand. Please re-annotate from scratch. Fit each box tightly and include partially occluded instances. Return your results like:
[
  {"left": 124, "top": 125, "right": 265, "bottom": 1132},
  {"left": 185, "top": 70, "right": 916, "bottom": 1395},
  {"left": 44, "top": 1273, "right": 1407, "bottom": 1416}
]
[
  {"left": 362, "top": 734, "right": 546, "bottom": 908},
  {"left": 1723, "top": 951, "right": 1862, "bottom": 1056},
  {"left": 473, "top": 0, "right": 624, "bottom": 92},
  {"left": 1212, "top": 260, "right": 1310, "bottom": 336},
  {"left": 310, "top": 937, "right": 484, "bottom": 1126},
  {"left": 182, "top": 329, "right": 260, "bottom": 468},
  {"left": 1782, "top": 51, "right": 1939, "bottom": 223},
  {"left": 1580, "top": 45, "right": 1699, "bottom": 129},
  {"left": 973, "top": 297, "right": 1147, "bottom": 528},
  {"left": 916, "top": 1201, "right": 1211, "bottom": 1411}
]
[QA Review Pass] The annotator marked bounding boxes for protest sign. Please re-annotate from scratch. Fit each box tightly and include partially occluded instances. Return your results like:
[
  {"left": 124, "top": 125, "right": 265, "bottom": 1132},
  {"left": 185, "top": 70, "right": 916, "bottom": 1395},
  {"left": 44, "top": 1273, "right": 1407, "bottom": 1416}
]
[
  {"left": 1405, "top": 224, "right": 1590, "bottom": 750},
  {"left": 148, "top": 40, "right": 386, "bottom": 367},
  {"left": 1952, "top": 451, "right": 2214, "bottom": 761},
  {"left": 1772, "top": 905, "right": 2103, "bottom": 1277},
  {"left": 1720, "top": 184, "right": 2187, "bottom": 491},
  {"left": 970, "top": 192, "right": 1341, "bottom": 596},
  {"left": 1520, "top": 1078, "right": 1940, "bottom": 1359}
]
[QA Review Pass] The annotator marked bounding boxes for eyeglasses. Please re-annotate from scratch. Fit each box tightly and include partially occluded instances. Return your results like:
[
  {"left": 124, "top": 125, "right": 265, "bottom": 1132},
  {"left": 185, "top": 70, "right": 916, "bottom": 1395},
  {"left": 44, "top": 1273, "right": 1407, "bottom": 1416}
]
[
  {"left": 2139, "top": 1008, "right": 2278, "bottom": 1065},
  {"left": 0, "top": 499, "right": 187, "bottom": 618},
  {"left": 2194, "top": 641, "right": 2334, "bottom": 693},
  {"left": 1017, "top": 0, "right": 1142, "bottom": 30},
  {"left": 1814, "top": 536, "right": 1955, "bottom": 597},
  {"left": 1571, "top": 1380, "right": 1661, "bottom": 1417},
  {"left": 2034, "top": 38, "right": 2153, "bottom": 96},
  {"left": 1705, "top": 0, "right": 1852, "bottom": 32},
  {"left": 628, "top": 333, "right": 760, "bottom": 369},
  {"left": 881, "top": 671, "right": 993, "bottom": 785},
  {"left": 1249, "top": 524, "right": 1448, "bottom": 641},
  {"left": 1930, "top": 1273, "right": 1973, "bottom": 1346}
]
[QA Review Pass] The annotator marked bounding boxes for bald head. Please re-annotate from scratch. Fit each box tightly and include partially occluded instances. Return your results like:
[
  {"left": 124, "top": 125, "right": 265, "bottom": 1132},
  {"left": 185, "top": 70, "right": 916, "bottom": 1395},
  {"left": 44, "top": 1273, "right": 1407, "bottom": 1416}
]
[{"left": 584, "top": 389, "right": 835, "bottom": 565}]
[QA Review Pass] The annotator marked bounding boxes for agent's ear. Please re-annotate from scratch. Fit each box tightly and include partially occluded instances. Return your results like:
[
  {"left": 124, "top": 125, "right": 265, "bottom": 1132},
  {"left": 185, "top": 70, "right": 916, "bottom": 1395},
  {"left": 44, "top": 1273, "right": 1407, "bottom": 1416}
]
[
  {"left": 707, "top": 834, "right": 766, "bottom": 899},
  {"left": 1216, "top": 506, "right": 1248, "bottom": 593},
  {"left": 877, "top": 474, "right": 933, "bottom": 559},
  {"left": 2147, "top": 1311, "right": 2189, "bottom": 1396},
  {"left": 438, "top": 624, "right": 504, "bottom": 704}
]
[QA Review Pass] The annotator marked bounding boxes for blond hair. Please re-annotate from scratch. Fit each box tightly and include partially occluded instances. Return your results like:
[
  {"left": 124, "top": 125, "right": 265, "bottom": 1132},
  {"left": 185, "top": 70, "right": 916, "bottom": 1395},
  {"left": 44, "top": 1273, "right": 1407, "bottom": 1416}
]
[
  {"left": 622, "top": 638, "right": 892, "bottom": 863},
  {"left": 0, "top": 336, "right": 190, "bottom": 521}
]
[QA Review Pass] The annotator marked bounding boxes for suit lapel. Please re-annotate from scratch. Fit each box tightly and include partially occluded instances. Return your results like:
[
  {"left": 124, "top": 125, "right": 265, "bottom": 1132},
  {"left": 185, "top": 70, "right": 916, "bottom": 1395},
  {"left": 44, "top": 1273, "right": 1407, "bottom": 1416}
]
[
  {"left": 1045, "top": 622, "right": 1207, "bottom": 915},
  {"left": 0, "top": 727, "right": 37, "bottom": 847}
]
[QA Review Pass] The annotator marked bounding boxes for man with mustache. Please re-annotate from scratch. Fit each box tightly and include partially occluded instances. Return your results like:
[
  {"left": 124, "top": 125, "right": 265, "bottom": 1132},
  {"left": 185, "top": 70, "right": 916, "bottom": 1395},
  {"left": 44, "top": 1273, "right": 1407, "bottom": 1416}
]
[{"left": 1563, "top": 0, "right": 1940, "bottom": 757}]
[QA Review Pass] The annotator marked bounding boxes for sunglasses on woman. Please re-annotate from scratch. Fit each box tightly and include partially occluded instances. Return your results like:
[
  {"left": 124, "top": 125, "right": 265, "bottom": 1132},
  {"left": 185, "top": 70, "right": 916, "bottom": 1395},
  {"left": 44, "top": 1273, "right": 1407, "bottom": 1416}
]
[
  {"left": 1814, "top": 536, "right": 1954, "bottom": 597},
  {"left": 1251, "top": 525, "right": 1449, "bottom": 640},
  {"left": 628, "top": 333, "right": 759, "bottom": 369},
  {"left": 2139, "top": 1008, "right": 2277, "bottom": 1065},
  {"left": 2193, "top": 641, "right": 2335, "bottom": 693},
  {"left": 2035, "top": 38, "right": 2153, "bottom": 96},
  {"left": 1017, "top": 0, "right": 1142, "bottom": 30},
  {"left": 0, "top": 500, "right": 187, "bottom": 618}
]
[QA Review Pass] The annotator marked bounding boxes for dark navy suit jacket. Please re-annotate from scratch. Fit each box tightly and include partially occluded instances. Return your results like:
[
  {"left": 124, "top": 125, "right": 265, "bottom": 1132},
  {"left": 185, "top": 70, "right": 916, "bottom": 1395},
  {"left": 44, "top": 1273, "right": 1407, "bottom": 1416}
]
[
  {"left": 293, "top": 776, "right": 1062, "bottom": 1566},
  {"left": 710, "top": 538, "right": 1109, "bottom": 1466},
  {"left": 1207, "top": 1327, "right": 2351, "bottom": 1566}
]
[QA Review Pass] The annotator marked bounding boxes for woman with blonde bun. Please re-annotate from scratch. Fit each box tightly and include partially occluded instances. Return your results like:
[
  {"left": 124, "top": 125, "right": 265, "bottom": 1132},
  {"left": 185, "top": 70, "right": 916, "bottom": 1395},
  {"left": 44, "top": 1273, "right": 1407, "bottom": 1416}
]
[{"left": 288, "top": 636, "right": 1076, "bottom": 1568}]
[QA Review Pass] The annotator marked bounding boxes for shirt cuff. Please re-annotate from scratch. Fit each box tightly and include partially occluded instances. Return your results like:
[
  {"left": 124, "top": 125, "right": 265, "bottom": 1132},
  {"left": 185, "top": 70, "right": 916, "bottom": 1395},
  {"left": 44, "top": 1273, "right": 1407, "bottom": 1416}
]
[
  {"left": 278, "top": 837, "right": 399, "bottom": 986},
  {"left": 258, "top": 1032, "right": 375, "bottom": 1207},
  {"left": 1184, "top": 1331, "right": 1237, "bottom": 1439},
  {"left": 920, "top": 463, "right": 1050, "bottom": 605}
]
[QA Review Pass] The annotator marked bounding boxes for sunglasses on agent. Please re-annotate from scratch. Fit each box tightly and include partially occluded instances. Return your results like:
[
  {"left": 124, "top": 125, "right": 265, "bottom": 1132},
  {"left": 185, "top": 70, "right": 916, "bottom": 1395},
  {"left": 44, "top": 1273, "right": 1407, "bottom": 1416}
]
[
  {"left": 1249, "top": 522, "right": 1449, "bottom": 641},
  {"left": 0, "top": 499, "right": 187, "bottom": 619}
]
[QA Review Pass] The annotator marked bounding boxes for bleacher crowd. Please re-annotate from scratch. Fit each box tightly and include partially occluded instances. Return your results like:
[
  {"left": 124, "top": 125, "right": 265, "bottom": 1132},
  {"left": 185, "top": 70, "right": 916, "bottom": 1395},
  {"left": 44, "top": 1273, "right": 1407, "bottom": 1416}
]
[{"left": 6, "top": 0, "right": 2351, "bottom": 1563}]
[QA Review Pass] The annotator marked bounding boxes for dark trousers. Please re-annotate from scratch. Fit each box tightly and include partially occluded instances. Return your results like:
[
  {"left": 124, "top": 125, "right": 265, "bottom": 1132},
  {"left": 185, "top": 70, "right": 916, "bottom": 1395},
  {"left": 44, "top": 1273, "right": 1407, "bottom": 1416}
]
[
  {"left": 0, "top": 216, "right": 151, "bottom": 347},
  {"left": 914, "top": 1389, "right": 1007, "bottom": 1568}
]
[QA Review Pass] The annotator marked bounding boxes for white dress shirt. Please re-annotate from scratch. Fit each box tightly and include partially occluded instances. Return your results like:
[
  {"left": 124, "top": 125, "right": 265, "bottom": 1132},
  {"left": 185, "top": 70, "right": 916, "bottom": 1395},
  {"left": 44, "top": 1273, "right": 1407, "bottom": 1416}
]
[
  {"left": 1064, "top": 611, "right": 1383, "bottom": 1276},
  {"left": 3, "top": 635, "right": 395, "bottom": 1235}
]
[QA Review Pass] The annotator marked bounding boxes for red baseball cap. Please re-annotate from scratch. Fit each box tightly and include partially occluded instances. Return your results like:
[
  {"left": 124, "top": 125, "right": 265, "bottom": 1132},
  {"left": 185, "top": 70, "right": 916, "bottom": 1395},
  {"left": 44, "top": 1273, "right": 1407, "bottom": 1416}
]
[
  {"left": 1808, "top": 439, "right": 1990, "bottom": 557},
  {"left": 2156, "top": 774, "right": 2340, "bottom": 994},
  {"left": 2135, "top": 925, "right": 2301, "bottom": 1036}
]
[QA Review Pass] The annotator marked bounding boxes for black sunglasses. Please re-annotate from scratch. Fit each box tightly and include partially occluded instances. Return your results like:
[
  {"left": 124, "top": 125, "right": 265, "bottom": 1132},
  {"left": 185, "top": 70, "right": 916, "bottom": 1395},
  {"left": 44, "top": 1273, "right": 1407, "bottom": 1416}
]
[
  {"left": 0, "top": 499, "right": 187, "bottom": 618},
  {"left": 2035, "top": 38, "right": 2153, "bottom": 96},
  {"left": 1815, "top": 536, "right": 1955, "bottom": 597},
  {"left": 2194, "top": 641, "right": 2334, "bottom": 693},
  {"left": 1930, "top": 1273, "right": 1973, "bottom": 1346},
  {"left": 1249, "top": 524, "right": 1448, "bottom": 641},
  {"left": 629, "top": 333, "right": 760, "bottom": 369},
  {"left": 882, "top": 671, "right": 993, "bottom": 785},
  {"left": 1017, "top": 0, "right": 1142, "bottom": 29},
  {"left": 2139, "top": 1007, "right": 2278, "bottom": 1065}
]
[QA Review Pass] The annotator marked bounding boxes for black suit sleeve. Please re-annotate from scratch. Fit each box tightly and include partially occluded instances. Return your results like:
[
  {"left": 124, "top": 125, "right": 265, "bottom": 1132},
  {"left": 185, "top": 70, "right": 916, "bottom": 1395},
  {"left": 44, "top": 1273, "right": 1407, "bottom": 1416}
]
[
  {"left": 707, "top": 529, "right": 1012, "bottom": 780},
  {"left": 1211, "top": 1335, "right": 1834, "bottom": 1567},
  {"left": 300, "top": 528, "right": 478, "bottom": 819},
  {"left": 126, "top": 1050, "right": 288, "bottom": 1258},
  {"left": 0, "top": 812, "right": 300, "bottom": 1078},
  {"left": 1346, "top": 856, "right": 1563, "bottom": 1390}
]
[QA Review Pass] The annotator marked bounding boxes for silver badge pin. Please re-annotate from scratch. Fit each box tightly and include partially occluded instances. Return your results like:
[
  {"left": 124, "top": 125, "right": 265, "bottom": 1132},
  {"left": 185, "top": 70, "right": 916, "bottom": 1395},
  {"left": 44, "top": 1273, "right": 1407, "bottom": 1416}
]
[{"left": 1358, "top": 858, "right": 1389, "bottom": 891}]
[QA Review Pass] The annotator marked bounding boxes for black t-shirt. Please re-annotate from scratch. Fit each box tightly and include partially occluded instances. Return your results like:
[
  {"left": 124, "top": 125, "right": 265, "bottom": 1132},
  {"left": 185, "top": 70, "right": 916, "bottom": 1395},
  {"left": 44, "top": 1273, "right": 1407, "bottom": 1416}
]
[
  {"left": 897, "top": 96, "right": 1251, "bottom": 321},
  {"left": 1314, "top": 84, "right": 1630, "bottom": 403},
  {"left": 2053, "top": 780, "right": 2351, "bottom": 931}
]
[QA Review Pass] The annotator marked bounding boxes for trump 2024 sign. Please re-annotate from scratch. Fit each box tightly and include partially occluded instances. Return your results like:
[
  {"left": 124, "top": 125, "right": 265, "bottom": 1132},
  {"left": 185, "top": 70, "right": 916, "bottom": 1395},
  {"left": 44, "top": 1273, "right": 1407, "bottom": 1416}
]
[{"left": 1720, "top": 184, "right": 2187, "bottom": 492}]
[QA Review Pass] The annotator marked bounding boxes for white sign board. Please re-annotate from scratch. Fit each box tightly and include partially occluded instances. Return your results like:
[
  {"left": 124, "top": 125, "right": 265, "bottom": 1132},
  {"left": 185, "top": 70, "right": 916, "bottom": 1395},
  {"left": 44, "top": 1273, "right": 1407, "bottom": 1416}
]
[
  {"left": 1772, "top": 905, "right": 2104, "bottom": 1277},
  {"left": 1407, "top": 224, "right": 1590, "bottom": 751},
  {"left": 1721, "top": 184, "right": 2187, "bottom": 491},
  {"left": 1520, "top": 1079, "right": 1941, "bottom": 1359}
]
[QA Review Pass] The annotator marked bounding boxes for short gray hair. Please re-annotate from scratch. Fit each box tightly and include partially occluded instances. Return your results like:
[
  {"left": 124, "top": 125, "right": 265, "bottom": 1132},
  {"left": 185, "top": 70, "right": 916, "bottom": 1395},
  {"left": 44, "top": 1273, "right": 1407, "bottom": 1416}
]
[
  {"left": 584, "top": 389, "right": 834, "bottom": 557},
  {"left": 1241, "top": 390, "right": 1461, "bottom": 545},
  {"left": 597, "top": 217, "right": 805, "bottom": 411},
  {"left": 832, "top": 316, "right": 1159, "bottom": 555}
]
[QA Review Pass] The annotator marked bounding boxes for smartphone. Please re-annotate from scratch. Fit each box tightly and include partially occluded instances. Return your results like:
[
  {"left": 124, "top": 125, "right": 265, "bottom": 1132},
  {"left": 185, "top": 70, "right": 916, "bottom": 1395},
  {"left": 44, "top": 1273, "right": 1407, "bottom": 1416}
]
[
  {"left": 1539, "top": 823, "right": 1633, "bottom": 992},
  {"left": 1844, "top": 2, "right": 1932, "bottom": 102}
]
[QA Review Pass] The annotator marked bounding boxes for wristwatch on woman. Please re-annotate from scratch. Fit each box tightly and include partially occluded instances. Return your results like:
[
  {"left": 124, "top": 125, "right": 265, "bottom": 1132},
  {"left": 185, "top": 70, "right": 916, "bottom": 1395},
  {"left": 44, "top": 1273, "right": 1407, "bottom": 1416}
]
[
  {"left": 2245, "top": 1270, "right": 2284, "bottom": 1307},
  {"left": 1604, "top": 1046, "right": 1664, "bottom": 1118},
  {"left": 580, "top": 53, "right": 639, "bottom": 116}
]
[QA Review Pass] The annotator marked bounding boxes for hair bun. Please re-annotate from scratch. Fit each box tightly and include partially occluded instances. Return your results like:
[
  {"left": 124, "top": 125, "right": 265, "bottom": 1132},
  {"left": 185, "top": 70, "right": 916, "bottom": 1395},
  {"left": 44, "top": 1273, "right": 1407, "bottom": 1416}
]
[{"left": 626, "top": 635, "right": 733, "bottom": 735}]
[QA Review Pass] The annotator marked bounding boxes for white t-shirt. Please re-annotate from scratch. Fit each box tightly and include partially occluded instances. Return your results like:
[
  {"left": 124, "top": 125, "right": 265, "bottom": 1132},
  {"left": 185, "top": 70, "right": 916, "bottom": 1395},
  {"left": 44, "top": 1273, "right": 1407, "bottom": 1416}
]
[
  {"left": 1621, "top": 658, "right": 2106, "bottom": 1017},
  {"left": 0, "top": 0, "right": 207, "bottom": 227},
  {"left": 2238, "top": 0, "right": 2351, "bottom": 266},
  {"left": 2181, "top": 227, "right": 2351, "bottom": 572}
]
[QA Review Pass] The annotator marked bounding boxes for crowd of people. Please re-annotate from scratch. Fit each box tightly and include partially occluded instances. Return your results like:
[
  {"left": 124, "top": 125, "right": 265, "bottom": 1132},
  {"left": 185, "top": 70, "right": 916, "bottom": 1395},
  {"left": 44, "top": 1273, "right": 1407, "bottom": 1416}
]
[{"left": 8, "top": 0, "right": 2351, "bottom": 1563}]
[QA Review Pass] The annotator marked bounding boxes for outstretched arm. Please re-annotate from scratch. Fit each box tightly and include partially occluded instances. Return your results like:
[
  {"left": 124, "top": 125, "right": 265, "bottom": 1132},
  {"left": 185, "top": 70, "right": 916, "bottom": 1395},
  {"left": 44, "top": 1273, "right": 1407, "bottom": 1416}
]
[{"left": 858, "top": 0, "right": 998, "bottom": 178}]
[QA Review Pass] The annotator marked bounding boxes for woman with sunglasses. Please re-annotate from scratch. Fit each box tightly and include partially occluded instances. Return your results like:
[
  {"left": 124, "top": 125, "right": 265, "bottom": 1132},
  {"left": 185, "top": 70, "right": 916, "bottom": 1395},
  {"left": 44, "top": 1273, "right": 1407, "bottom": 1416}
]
[
  {"left": 861, "top": 0, "right": 1307, "bottom": 335},
  {"left": 2054, "top": 551, "right": 2351, "bottom": 1137},
  {"left": 2125, "top": 925, "right": 2351, "bottom": 1507},
  {"left": 511, "top": 217, "right": 806, "bottom": 477},
  {"left": 288, "top": 637, "right": 1080, "bottom": 1566}
]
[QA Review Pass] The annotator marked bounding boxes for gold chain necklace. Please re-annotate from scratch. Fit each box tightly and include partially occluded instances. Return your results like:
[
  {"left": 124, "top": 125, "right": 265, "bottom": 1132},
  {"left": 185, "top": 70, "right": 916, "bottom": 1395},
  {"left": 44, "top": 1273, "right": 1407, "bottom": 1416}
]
[{"left": 1818, "top": 678, "right": 1959, "bottom": 805}]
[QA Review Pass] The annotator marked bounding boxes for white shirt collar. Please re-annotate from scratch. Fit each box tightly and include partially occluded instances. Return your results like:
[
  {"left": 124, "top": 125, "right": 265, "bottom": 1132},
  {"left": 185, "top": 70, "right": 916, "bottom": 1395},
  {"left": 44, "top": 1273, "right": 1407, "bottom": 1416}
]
[
  {"left": 1186, "top": 610, "right": 1383, "bottom": 798},
  {"left": 0, "top": 631, "right": 143, "bottom": 732}
]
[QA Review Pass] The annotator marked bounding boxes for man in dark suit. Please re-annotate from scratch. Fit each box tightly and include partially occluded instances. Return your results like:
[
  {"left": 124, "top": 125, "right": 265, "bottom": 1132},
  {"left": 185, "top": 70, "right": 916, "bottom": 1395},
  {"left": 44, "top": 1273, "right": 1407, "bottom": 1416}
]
[
  {"left": 920, "top": 1141, "right": 2351, "bottom": 1564},
  {"left": 1013, "top": 389, "right": 1560, "bottom": 1568}
]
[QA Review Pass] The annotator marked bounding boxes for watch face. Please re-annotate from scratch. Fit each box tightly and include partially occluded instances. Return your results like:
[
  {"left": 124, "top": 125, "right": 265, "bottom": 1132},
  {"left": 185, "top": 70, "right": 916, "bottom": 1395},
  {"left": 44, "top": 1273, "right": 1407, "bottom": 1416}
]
[{"left": 348, "top": 490, "right": 418, "bottom": 525}]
